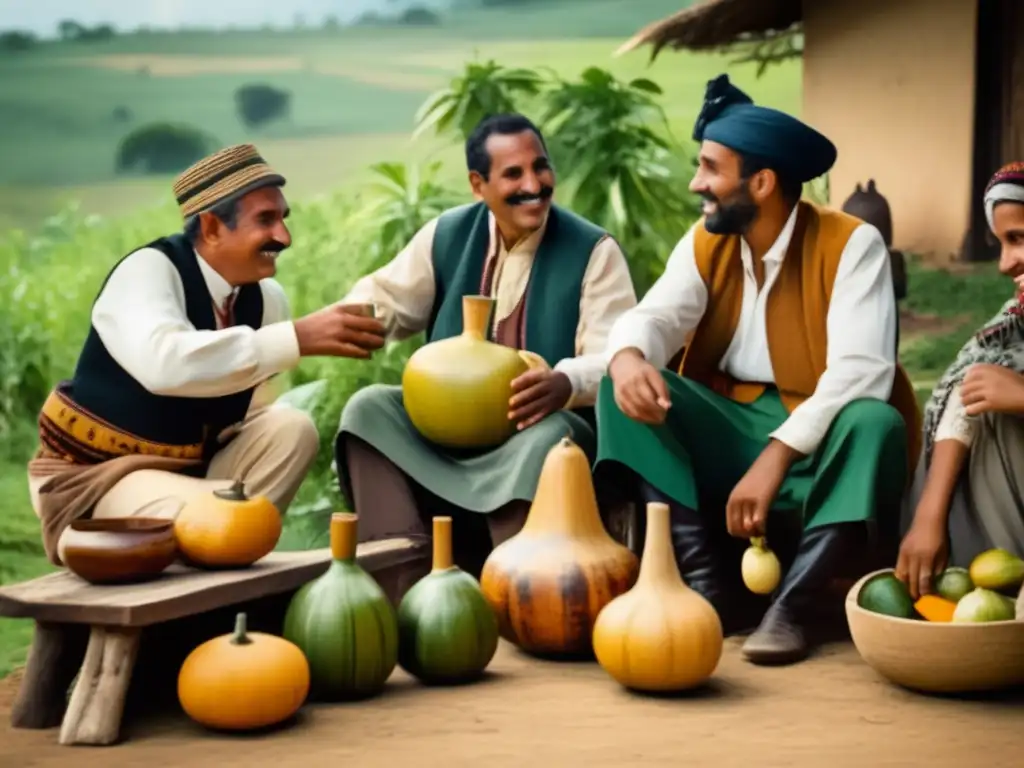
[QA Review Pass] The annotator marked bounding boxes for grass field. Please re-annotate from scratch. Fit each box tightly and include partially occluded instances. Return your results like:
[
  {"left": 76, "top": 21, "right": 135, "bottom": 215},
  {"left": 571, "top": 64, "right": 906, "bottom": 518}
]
[
  {"left": 0, "top": 0, "right": 1008, "bottom": 682},
  {"left": 0, "top": 0, "right": 796, "bottom": 230}
]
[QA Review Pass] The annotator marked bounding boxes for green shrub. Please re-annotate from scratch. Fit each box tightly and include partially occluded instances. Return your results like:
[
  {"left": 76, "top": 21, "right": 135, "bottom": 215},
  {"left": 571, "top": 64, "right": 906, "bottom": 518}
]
[{"left": 115, "top": 123, "right": 220, "bottom": 175}]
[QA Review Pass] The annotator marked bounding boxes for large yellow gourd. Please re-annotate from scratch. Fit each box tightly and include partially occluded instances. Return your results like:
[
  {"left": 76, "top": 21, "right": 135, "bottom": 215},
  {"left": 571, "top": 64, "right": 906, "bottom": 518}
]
[
  {"left": 592, "top": 501, "right": 723, "bottom": 692},
  {"left": 479, "top": 437, "right": 639, "bottom": 656},
  {"left": 402, "top": 294, "right": 544, "bottom": 449}
]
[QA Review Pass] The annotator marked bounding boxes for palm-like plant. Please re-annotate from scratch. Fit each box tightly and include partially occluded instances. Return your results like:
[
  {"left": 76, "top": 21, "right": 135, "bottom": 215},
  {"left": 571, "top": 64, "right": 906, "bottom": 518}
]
[
  {"left": 539, "top": 67, "right": 701, "bottom": 294},
  {"left": 412, "top": 58, "right": 546, "bottom": 141},
  {"left": 349, "top": 160, "right": 467, "bottom": 265}
]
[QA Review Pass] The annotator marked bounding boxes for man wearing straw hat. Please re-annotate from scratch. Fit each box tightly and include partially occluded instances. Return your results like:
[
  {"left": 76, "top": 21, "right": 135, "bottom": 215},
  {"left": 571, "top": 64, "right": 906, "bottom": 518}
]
[{"left": 27, "top": 144, "right": 387, "bottom": 566}]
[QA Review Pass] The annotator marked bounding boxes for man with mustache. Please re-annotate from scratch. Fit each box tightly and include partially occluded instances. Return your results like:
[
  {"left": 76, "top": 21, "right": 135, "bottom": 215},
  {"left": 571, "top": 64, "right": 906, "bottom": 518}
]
[
  {"left": 28, "top": 144, "right": 387, "bottom": 565},
  {"left": 334, "top": 113, "right": 637, "bottom": 574},
  {"left": 593, "top": 75, "right": 921, "bottom": 665}
]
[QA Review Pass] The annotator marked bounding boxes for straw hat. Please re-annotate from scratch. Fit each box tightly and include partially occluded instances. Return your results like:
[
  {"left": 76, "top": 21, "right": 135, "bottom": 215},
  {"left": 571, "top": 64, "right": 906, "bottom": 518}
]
[{"left": 173, "top": 144, "right": 286, "bottom": 219}]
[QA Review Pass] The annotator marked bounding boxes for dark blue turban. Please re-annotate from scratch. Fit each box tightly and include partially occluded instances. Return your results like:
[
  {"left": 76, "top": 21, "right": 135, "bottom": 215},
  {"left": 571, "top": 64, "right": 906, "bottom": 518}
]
[{"left": 692, "top": 74, "right": 837, "bottom": 183}]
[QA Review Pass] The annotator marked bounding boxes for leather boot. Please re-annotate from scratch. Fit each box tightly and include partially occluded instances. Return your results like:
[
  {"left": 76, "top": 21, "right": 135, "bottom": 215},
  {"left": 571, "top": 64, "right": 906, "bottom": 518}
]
[
  {"left": 742, "top": 522, "right": 866, "bottom": 665},
  {"left": 640, "top": 482, "right": 760, "bottom": 636}
]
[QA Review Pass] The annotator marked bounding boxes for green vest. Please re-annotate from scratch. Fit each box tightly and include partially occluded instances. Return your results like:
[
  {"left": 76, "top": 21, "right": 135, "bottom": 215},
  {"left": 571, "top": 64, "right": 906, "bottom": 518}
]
[{"left": 426, "top": 201, "right": 607, "bottom": 367}]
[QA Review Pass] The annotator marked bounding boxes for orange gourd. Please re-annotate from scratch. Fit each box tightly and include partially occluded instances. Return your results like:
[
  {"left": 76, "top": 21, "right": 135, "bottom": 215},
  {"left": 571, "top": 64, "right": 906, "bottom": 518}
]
[
  {"left": 177, "top": 612, "right": 310, "bottom": 731},
  {"left": 914, "top": 594, "right": 957, "bottom": 623},
  {"left": 592, "top": 501, "right": 723, "bottom": 692},
  {"left": 174, "top": 480, "right": 282, "bottom": 568},
  {"left": 479, "top": 437, "right": 639, "bottom": 656}
]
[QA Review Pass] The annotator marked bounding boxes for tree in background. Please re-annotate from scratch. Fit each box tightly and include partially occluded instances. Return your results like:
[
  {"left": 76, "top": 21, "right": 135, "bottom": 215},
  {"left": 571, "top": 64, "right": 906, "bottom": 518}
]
[
  {"left": 115, "top": 123, "right": 218, "bottom": 175},
  {"left": 235, "top": 84, "right": 293, "bottom": 130},
  {"left": 0, "top": 31, "right": 36, "bottom": 53}
]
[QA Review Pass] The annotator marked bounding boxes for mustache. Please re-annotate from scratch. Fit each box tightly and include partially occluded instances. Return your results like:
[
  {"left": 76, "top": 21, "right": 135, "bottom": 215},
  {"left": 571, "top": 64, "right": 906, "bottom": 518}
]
[
  {"left": 699, "top": 191, "right": 718, "bottom": 204},
  {"left": 506, "top": 186, "right": 553, "bottom": 206},
  {"left": 259, "top": 241, "right": 287, "bottom": 253}
]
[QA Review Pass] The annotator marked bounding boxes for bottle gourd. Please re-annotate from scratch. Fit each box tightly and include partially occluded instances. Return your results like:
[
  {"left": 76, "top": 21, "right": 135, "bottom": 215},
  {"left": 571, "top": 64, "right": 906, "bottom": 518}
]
[
  {"left": 480, "top": 437, "right": 639, "bottom": 656},
  {"left": 177, "top": 612, "right": 310, "bottom": 731},
  {"left": 397, "top": 516, "right": 499, "bottom": 684},
  {"left": 401, "top": 294, "right": 544, "bottom": 449},
  {"left": 282, "top": 513, "right": 399, "bottom": 700},
  {"left": 593, "top": 502, "right": 723, "bottom": 692}
]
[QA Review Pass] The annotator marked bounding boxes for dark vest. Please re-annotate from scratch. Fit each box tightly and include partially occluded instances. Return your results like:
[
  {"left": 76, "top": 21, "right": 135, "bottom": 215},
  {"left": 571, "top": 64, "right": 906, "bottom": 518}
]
[
  {"left": 66, "top": 233, "right": 264, "bottom": 459},
  {"left": 426, "top": 202, "right": 606, "bottom": 367}
]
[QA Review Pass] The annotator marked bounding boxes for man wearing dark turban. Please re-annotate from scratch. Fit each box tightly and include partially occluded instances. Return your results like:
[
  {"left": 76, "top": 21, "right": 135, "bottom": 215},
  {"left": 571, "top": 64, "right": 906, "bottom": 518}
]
[{"left": 594, "top": 75, "right": 922, "bottom": 665}]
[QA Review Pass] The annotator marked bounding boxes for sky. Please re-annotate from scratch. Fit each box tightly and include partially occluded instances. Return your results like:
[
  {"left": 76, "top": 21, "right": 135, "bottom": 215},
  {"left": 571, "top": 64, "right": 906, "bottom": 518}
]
[{"left": 0, "top": 0, "right": 449, "bottom": 36}]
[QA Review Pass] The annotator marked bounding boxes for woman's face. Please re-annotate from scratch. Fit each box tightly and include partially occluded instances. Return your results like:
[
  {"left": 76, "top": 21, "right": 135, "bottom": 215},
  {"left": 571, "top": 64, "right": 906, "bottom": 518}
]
[{"left": 993, "top": 201, "right": 1024, "bottom": 290}]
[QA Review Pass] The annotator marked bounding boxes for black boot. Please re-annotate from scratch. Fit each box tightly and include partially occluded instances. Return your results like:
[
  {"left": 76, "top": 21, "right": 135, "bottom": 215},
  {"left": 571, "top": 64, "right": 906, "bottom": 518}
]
[
  {"left": 640, "top": 482, "right": 760, "bottom": 636},
  {"left": 742, "top": 522, "right": 866, "bottom": 665}
]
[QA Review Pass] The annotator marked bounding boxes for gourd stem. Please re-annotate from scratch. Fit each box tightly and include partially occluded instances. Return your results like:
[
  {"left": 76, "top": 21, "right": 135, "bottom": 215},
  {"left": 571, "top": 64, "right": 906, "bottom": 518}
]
[
  {"left": 231, "top": 612, "right": 252, "bottom": 645},
  {"left": 521, "top": 438, "right": 609, "bottom": 539},
  {"left": 637, "top": 502, "right": 686, "bottom": 587},
  {"left": 461, "top": 295, "right": 495, "bottom": 340},
  {"left": 432, "top": 516, "right": 454, "bottom": 571},
  {"left": 330, "top": 513, "right": 358, "bottom": 561},
  {"left": 213, "top": 479, "right": 248, "bottom": 501}
]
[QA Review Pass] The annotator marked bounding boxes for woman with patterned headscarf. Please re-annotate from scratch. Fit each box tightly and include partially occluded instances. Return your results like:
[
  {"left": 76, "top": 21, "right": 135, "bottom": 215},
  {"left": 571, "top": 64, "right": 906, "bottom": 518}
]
[{"left": 897, "top": 162, "right": 1024, "bottom": 600}]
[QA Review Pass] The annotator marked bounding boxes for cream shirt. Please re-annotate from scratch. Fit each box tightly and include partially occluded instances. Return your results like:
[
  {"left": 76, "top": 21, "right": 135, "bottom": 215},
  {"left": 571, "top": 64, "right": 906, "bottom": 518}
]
[
  {"left": 604, "top": 205, "right": 898, "bottom": 456},
  {"left": 90, "top": 246, "right": 300, "bottom": 415},
  {"left": 934, "top": 384, "right": 976, "bottom": 447},
  {"left": 341, "top": 210, "right": 637, "bottom": 408}
]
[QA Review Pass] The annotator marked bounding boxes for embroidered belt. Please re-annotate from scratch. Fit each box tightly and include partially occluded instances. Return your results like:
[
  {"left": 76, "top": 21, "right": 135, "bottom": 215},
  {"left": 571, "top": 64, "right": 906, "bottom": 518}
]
[{"left": 39, "top": 383, "right": 205, "bottom": 465}]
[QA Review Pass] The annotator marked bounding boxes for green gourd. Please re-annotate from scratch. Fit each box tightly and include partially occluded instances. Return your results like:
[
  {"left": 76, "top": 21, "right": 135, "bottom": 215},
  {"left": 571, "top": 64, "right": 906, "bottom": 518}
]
[
  {"left": 282, "top": 513, "right": 398, "bottom": 700},
  {"left": 397, "top": 516, "right": 499, "bottom": 684}
]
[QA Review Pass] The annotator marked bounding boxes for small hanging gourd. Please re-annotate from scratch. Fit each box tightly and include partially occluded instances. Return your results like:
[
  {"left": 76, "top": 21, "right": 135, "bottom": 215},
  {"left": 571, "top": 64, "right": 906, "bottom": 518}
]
[
  {"left": 177, "top": 612, "right": 310, "bottom": 731},
  {"left": 741, "top": 537, "right": 781, "bottom": 595},
  {"left": 397, "top": 516, "right": 499, "bottom": 684},
  {"left": 174, "top": 480, "right": 281, "bottom": 568},
  {"left": 592, "top": 502, "right": 723, "bottom": 692},
  {"left": 402, "top": 294, "right": 544, "bottom": 449},
  {"left": 282, "top": 513, "right": 398, "bottom": 700},
  {"left": 479, "top": 437, "right": 639, "bottom": 656}
]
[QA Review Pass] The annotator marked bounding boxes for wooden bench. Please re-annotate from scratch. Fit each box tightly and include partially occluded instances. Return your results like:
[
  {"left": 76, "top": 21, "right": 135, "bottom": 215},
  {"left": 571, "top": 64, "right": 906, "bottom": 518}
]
[{"left": 0, "top": 538, "right": 430, "bottom": 747}]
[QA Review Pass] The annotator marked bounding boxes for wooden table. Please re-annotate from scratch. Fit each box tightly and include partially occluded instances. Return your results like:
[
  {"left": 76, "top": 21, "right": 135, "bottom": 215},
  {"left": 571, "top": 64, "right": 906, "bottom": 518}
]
[{"left": 0, "top": 538, "right": 429, "bottom": 747}]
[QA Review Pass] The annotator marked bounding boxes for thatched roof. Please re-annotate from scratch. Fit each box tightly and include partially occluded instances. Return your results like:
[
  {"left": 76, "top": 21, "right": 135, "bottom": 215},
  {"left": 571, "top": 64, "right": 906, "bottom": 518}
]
[{"left": 615, "top": 0, "right": 802, "bottom": 58}]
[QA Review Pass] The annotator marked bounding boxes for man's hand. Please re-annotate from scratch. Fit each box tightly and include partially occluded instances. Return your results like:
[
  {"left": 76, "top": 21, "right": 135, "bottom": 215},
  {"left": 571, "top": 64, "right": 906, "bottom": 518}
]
[
  {"left": 608, "top": 348, "right": 672, "bottom": 425},
  {"left": 293, "top": 303, "right": 386, "bottom": 358},
  {"left": 508, "top": 369, "right": 572, "bottom": 431},
  {"left": 960, "top": 363, "right": 1024, "bottom": 416},
  {"left": 725, "top": 440, "right": 800, "bottom": 538},
  {"left": 895, "top": 512, "right": 949, "bottom": 600}
]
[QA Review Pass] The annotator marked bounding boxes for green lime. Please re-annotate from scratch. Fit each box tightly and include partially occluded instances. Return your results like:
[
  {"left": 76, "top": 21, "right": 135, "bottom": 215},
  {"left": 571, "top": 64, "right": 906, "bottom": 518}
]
[
  {"left": 934, "top": 567, "right": 973, "bottom": 602},
  {"left": 857, "top": 572, "right": 916, "bottom": 619}
]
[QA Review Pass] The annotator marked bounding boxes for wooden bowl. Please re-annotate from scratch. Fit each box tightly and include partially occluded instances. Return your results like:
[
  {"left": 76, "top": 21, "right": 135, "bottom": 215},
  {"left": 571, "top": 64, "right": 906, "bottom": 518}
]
[
  {"left": 845, "top": 568, "right": 1024, "bottom": 694},
  {"left": 63, "top": 518, "right": 178, "bottom": 585}
]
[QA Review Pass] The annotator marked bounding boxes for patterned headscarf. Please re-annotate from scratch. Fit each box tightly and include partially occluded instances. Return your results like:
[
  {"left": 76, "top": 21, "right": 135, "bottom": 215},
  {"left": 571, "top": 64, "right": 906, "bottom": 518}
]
[
  {"left": 984, "top": 161, "right": 1024, "bottom": 231},
  {"left": 921, "top": 162, "right": 1024, "bottom": 462}
]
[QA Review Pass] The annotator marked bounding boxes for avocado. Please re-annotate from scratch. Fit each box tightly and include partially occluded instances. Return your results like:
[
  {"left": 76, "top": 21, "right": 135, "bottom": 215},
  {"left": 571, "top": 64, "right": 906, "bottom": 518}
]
[{"left": 857, "top": 572, "right": 916, "bottom": 619}]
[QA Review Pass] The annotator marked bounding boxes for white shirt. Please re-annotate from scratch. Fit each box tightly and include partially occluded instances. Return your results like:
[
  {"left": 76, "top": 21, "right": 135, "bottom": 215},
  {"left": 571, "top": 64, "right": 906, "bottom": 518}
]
[
  {"left": 341, "top": 211, "right": 638, "bottom": 408},
  {"left": 90, "top": 246, "right": 301, "bottom": 415},
  {"left": 604, "top": 205, "right": 897, "bottom": 456}
]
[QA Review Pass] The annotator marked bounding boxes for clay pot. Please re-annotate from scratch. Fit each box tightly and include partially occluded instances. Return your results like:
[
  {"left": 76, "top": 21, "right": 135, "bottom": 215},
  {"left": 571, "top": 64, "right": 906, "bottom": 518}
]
[
  {"left": 402, "top": 295, "right": 544, "bottom": 449},
  {"left": 63, "top": 518, "right": 177, "bottom": 585},
  {"left": 846, "top": 568, "right": 1024, "bottom": 694},
  {"left": 841, "top": 179, "right": 893, "bottom": 246}
]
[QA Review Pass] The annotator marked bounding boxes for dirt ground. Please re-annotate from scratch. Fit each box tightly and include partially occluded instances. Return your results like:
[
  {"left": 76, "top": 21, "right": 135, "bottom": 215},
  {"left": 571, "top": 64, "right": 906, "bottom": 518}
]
[{"left": 0, "top": 637, "right": 1020, "bottom": 768}]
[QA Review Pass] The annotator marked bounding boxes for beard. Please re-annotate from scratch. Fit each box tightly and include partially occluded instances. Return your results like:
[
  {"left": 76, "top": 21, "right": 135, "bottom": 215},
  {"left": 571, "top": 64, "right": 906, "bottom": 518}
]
[{"left": 701, "top": 186, "right": 759, "bottom": 235}]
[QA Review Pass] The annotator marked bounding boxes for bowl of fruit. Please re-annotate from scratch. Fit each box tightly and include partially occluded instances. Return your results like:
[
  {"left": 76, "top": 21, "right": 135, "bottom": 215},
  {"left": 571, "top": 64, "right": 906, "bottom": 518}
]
[{"left": 845, "top": 548, "right": 1024, "bottom": 694}]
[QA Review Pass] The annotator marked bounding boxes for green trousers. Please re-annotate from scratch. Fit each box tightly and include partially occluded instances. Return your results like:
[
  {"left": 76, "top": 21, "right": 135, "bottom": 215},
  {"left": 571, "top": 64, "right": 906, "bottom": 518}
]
[{"left": 593, "top": 373, "right": 908, "bottom": 530}]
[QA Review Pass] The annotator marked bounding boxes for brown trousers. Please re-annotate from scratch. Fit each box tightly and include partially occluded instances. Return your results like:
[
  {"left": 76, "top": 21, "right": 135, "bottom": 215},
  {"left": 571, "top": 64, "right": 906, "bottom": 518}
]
[{"left": 343, "top": 434, "right": 529, "bottom": 577}]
